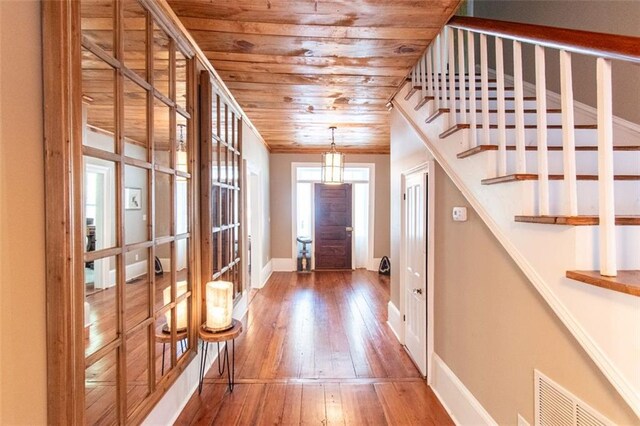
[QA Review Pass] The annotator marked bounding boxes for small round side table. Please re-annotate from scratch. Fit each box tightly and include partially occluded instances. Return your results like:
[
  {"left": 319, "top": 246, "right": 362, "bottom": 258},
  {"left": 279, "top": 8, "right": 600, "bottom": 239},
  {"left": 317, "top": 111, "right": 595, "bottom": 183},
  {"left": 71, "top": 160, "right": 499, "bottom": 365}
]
[
  {"left": 198, "top": 319, "right": 243, "bottom": 394},
  {"left": 155, "top": 325, "right": 188, "bottom": 376}
]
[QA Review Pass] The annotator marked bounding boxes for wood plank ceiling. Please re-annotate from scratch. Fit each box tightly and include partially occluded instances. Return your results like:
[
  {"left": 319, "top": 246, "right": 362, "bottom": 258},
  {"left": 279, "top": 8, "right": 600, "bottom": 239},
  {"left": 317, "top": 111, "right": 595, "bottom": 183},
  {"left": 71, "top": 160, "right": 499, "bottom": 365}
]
[{"left": 169, "top": 0, "right": 461, "bottom": 153}]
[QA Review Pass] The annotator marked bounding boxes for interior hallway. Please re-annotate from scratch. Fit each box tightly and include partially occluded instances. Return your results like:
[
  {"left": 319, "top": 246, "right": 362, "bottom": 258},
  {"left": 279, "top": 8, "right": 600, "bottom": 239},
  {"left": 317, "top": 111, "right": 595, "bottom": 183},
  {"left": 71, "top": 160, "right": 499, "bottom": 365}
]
[{"left": 176, "top": 270, "right": 452, "bottom": 425}]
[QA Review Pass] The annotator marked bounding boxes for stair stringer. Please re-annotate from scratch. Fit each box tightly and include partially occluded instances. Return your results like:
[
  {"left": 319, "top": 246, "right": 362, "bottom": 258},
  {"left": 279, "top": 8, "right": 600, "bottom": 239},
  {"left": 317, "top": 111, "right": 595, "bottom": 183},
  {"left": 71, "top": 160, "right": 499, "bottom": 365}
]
[{"left": 393, "top": 83, "right": 640, "bottom": 418}]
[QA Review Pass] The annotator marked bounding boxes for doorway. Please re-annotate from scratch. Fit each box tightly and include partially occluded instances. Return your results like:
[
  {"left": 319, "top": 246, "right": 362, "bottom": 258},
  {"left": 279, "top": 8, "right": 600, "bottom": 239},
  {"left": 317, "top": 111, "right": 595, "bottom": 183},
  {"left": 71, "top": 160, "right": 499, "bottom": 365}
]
[
  {"left": 401, "top": 162, "right": 435, "bottom": 378},
  {"left": 314, "top": 183, "right": 353, "bottom": 270},
  {"left": 292, "top": 164, "right": 375, "bottom": 271},
  {"left": 246, "top": 162, "right": 263, "bottom": 288}
]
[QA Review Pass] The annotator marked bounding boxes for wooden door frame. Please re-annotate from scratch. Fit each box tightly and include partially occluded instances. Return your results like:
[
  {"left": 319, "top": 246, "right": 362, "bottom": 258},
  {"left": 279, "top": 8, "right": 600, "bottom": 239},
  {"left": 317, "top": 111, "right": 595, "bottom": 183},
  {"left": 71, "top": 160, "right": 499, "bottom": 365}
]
[{"left": 399, "top": 161, "right": 435, "bottom": 382}]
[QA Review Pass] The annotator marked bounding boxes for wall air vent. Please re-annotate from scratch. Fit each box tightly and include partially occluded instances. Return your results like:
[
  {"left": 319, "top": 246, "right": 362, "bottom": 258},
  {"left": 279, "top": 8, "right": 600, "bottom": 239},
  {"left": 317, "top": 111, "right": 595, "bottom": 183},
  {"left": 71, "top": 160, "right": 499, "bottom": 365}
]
[{"left": 534, "top": 370, "right": 612, "bottom": 426}]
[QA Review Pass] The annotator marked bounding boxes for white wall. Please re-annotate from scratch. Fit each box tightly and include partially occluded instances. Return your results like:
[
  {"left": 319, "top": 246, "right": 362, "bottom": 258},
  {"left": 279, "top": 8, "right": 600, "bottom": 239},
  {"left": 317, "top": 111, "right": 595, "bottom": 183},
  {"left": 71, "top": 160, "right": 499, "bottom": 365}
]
[
  {"left": 389, "top": 108, "right": 433, "bottom": 306},
  {"left": 242, "top": 122, "right": 271, "bottom": 269}
]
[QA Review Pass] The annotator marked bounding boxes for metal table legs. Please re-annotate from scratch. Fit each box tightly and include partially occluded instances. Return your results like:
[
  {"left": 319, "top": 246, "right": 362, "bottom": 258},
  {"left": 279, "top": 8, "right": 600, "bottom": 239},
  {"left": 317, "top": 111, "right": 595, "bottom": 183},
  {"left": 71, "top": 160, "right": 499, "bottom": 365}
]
[{"left": 198, "top": 338, "right": 235, "bottom": 394}]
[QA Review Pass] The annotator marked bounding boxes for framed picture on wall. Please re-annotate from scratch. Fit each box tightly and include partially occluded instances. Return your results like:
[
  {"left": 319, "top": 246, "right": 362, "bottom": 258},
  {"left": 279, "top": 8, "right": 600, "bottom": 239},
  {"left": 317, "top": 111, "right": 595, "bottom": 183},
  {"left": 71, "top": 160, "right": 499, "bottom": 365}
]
[{"left": 125, "top": 187, "right": 142, "bottom": 210}]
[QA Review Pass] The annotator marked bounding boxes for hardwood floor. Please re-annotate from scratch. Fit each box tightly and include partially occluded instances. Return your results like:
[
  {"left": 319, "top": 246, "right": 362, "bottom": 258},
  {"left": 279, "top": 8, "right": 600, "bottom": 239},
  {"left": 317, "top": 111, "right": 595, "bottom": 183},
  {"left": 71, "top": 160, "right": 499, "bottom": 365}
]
[{"left": 176, "top": 270, "right": 453, "bottom": 425}]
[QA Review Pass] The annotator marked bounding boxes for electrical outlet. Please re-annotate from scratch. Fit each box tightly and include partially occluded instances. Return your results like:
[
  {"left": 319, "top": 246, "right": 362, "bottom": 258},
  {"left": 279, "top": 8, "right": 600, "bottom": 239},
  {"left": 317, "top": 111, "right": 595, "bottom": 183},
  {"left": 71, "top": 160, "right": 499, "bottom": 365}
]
[
  {"left": 452, "top": 206, "right": 468, "bottom": 222},
  {"left": 143, "top": 214, "right": 147, "bottom": 221},
  {"left": 135, "top": 254, "right": 139, "bottom": 261}
]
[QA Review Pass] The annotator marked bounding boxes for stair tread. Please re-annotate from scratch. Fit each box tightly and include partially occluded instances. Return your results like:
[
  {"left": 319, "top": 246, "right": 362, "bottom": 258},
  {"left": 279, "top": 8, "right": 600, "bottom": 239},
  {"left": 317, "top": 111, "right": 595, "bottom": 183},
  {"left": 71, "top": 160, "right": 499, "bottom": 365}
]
[
  {"left": 425, "top": 108, "right": 449, "bottom": 124},
  {"left": 515, "top": 215, "right": 640, "bottom": 226},
  {"left": 482, "top": 173, "right": 640, "bottom": 185},
  {"left": 457, "top": 144, "right": 640, "bottom": 159},
  {"left": 566, "top": 270, "right": 640, "bottom": 297}
]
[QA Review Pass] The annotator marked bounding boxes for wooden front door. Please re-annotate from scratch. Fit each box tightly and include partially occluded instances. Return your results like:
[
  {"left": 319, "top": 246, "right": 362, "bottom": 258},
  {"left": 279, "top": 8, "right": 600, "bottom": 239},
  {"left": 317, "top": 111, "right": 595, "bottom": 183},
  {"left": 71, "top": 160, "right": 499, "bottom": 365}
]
[{"left": 314, "top": 183, "right": 353, "bottom": 270}]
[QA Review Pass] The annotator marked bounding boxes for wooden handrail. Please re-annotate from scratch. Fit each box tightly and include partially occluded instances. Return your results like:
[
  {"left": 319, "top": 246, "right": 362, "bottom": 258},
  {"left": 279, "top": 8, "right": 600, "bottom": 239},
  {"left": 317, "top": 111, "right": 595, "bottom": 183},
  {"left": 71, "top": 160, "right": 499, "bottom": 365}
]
[{"left": 448, "top": 16, "right": 640, "bottom": 64}]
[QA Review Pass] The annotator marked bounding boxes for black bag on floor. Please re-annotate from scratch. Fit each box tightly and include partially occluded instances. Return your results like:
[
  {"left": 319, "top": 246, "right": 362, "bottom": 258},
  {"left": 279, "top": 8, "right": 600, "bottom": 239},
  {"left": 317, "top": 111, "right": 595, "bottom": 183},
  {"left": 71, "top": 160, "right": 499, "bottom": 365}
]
[{"left": 378, "top": 256, "right": 391, "bottom": 275}]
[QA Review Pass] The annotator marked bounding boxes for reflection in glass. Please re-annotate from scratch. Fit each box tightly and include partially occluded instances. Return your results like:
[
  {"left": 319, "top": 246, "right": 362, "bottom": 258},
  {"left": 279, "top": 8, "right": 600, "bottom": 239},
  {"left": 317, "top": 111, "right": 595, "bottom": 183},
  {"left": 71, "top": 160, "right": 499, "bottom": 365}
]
[
  {"left": 154, "top": 99, "right": 172, "bottom": 168},
  {"left": 81, "top": 0, "right": 114, "bottom": 56},
  {"left": 154, "top": 314, "right": 177, "bottom": 382},
  {"left": 176, "top": 114, "right": 188, "bottom": 175},
  {"left": 85, "top": 256, "right": 118, "bottom": 357},
  {"left": 85, "top": 350, "right": 118, "bottom": 426},
  {"left": 153, "top": 23, "right": 170, "bottom": 97},
  {"left": 212, "top": 143, "right": 219, "bottom": 183},
  {"left": 124, "top": 165, "right": 149, "bottom": 245},
  {"left": 124, "top": 251, "right": 150, "bottom": 331},
  {"left": 176, "top": 169, "right": 188, "bottom": 235},
  {"left": 126, "top": 325, "right": 150, "bottom": 414},
  {"left": 176, "top": 48, "right": 187, "bottom": 111},
  {"left": 177, "top": 296, "right": 190, "bottom": 362},
  {"left": 82, "top": 49, "right": 116, "bottom": 153},
  {"left": 84, "top": 156, "right": 116, "bottom": 251},
  {"left": 123, "top": 0, "right": 147, "bottom": 81},
  {"left": 154, "top": 172, "right": 171, "bottom": 238},
  {"left": 124, "top": 78, "right": 148, "bottom": 161},
  {"left": 212, "top": 95, "right": 219, "bottom": 139},
  {"left": 154, "top": 242, "right": 171, "bottom": 312}
]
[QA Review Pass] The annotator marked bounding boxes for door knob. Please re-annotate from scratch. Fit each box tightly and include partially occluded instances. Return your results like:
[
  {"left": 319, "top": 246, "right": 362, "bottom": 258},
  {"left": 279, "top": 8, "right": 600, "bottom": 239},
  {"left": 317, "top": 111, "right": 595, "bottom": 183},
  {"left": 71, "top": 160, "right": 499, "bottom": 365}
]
[
  {"left": 346, "top": 227, "right": 353, "bottom": 232},
  {"left": 412, "top": 288, "right": 423, "bottom": 295}
]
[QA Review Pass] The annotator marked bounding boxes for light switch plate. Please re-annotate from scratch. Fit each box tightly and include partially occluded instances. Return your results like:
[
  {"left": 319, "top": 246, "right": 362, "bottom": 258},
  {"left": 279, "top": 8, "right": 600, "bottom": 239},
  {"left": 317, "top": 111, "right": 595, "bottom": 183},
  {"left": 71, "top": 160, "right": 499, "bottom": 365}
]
[{"left": 452, "top": 206, "right": 468, "bottom": 222}]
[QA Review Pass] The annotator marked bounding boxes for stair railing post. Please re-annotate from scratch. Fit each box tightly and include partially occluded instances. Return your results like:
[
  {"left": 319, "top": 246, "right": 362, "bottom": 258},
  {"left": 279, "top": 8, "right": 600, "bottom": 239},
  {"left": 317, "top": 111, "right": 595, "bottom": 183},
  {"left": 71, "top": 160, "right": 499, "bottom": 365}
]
[
  {"left": 467, "top": 31, "right": 477, "bottom": 148},
  {"left": 457, "top": 28, "right": 468, "bottom": 147},
  {"left": 513, "top": 40, "right": 526, "bottom": 174},
  {"left": 596, "top": 57, "right": 617, "bottom": 277},
  {"left": 479, "top": 34, "right": 491, "bottom": 146},
  {"left": 560, "top": 50, "right": 578, "bottom": 216},
  {"left": 448, "top": 27, "right": 457, "bottom": 128},
  {"left": 535, "top": 45, "right": 550, "bottom": 216},
  {"left": 496, "top": 37, "right": 508, "bottom": 176}
]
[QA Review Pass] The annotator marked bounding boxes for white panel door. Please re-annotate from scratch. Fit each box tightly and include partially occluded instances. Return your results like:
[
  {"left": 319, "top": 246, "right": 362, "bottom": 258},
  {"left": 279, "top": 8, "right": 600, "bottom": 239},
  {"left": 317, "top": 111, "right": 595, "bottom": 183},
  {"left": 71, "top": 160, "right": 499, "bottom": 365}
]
[{"left": 404, "top": 171, "right": 427, "bottom": 375}]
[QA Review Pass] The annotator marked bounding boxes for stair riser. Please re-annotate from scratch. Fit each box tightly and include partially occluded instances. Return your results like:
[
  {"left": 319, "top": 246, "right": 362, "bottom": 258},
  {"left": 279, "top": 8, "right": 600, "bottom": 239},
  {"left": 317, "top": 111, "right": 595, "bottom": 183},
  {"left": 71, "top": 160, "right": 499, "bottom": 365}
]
[
  {"left": 575, "top": 226, "right": 640, "bottom": 270},
  {"left": 461, "top": 112, "right": 564, "bottom": 126},
  {"left": 494, "top": 150, "right": 640, "bottom": 176},
  {"left": 542, "top": 180, "right": 640, "bottom": 216},
  {"left": 465, "top": 99, "right": 540, "bottom": 109},
  {"left": 475, "top": 127, "right": 598, "bottom": 145}
]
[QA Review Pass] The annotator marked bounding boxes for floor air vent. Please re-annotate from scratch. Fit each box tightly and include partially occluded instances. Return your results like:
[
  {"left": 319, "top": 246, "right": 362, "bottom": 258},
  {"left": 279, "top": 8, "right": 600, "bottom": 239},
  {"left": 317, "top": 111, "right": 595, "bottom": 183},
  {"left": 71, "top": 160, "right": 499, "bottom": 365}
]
[{"left": 535, "top": 370, "right": 612, "bottom": 426}]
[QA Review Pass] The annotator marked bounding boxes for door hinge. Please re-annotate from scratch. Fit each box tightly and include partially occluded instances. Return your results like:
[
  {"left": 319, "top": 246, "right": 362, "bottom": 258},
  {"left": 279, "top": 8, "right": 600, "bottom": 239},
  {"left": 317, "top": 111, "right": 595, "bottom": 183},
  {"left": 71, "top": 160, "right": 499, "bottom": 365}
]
[
  {"left": 403, "top": 314, "right": 406, "bottom": 321},
  {"left": 403, "top": 193, "right": 406, "bottom": 201}
]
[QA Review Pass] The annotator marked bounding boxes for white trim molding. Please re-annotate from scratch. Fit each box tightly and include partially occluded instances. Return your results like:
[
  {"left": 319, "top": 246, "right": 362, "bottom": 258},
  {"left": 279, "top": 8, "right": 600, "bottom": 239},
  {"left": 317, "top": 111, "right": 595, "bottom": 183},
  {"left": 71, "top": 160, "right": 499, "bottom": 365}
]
[
  {"left": 260, "top": 259, "right": 273, "bottom": 288},
  {"left": 387, "top": 301, "right": 403, "bottom": 343},
  {"left": 431, "top": 353, "right": 498, "bottom": 426},
  {"left": 272, "top": 258, "right": 296, "bottom": 272},
  {"left": 368, "top": 257, "right": 383, "bottom": 272}
]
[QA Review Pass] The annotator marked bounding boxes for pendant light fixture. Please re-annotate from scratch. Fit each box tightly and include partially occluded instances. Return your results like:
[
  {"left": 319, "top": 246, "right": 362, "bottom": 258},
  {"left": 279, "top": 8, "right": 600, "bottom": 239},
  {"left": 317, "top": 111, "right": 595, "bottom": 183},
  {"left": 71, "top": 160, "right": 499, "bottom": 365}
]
[
  {"left": 176, "top": 123, "right": 187, "bottom": 179},
  {"left": 321, "top": 126, "right": 344, "bottom": 184}
]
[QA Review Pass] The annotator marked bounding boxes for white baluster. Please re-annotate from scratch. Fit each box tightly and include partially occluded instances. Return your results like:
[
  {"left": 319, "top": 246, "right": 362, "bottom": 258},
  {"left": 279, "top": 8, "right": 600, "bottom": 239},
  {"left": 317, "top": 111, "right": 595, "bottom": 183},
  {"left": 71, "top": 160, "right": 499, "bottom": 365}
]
[
  {"left": 560, "top": 50, "right": 578, "bottom": 216},
  {"left": 434, "top": 35, "right": 441, "bottom": 110},
  {"left": 448, "top": 27, "right": 457, "bottom": 127},
  {"left": 513, "top": 40, "right": 526, "bottom": 173},
  {"left": 535, "top": 45, "right": 550, "bottom": 216},
  {"left": 467, "top": 31, "right": 477, "bottom": 148},
  {"left": 440, "top": 30, "right": 448, "bottom": 119},
  {"left": 480, "top": 34, "right": 490, "bottom": 146},
  {"left": 427, "top": 44, "right": 434, "bottom": 98},
  {"left": 421, "top": 54, "right": 427, "bottom": 100},
  {"left": 596, "top": 57, "right": 617, "bottom": 277},
  {"left": 496, "top": 37, "right": 507, "bottom": 176},
  {"left": 457, "top": 29, "right": 467, "bottom": 126}
]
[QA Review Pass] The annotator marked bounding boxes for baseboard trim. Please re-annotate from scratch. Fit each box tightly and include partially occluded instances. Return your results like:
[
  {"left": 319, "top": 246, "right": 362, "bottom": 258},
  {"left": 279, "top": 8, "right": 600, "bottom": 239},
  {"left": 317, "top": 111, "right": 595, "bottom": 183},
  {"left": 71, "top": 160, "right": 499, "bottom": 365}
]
[
  {"left": 387, "top": 301, "right": 403, "bottom": 344},
  {"left": 272, "top": 257, "right": 296, "bottom": 272},
  {"left": 431, "top": 353, "right": 498, "bottom": 426},
  {"left": 142, "top": 291, "right": 249, "bottom": 425},
  {"left": 259, "top": 260, "right": 273, "bottom": 288},
  {"left": 368, "top": 257, "right": 383, "bottom": 272}
]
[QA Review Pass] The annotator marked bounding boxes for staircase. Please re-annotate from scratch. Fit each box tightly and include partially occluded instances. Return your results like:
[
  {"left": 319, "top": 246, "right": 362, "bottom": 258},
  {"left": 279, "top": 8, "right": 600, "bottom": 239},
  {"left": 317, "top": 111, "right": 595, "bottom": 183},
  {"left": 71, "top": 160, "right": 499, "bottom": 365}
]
[{"left": 393, "top": 16, "right": 640, "bottom": 417}]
